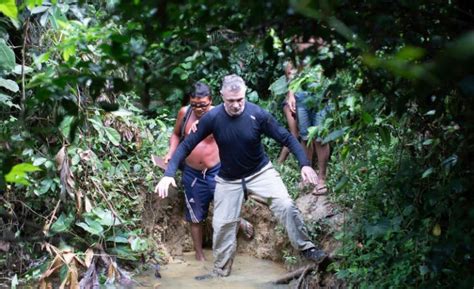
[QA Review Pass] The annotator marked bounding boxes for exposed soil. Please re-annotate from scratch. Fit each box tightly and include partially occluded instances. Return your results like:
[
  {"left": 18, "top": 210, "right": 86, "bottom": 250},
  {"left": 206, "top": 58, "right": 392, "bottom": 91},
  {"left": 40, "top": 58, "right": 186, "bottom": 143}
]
[{"left": 142, "top": 184, "right": 346, "bottom": 288}]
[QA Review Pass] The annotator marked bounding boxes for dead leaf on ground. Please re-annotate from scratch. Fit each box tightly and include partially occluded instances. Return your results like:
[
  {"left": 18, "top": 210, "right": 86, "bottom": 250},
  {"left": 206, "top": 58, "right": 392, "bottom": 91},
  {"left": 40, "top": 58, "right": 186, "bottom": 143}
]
[
  {"left": 55, "top": 146, "right": 76, "bottom": 201},
  {"left": 84, "top": 196, "right": 93, "bottom": 213},
  {"left": 84, "top": 248, "right": 94, "bottom": 268}
]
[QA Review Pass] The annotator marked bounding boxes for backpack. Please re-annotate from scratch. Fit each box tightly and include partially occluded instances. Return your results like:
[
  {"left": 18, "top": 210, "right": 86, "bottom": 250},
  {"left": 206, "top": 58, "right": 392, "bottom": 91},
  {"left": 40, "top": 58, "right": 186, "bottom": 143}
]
[{"left": 179, "top": 105, "right": 193, "bottom": 142}]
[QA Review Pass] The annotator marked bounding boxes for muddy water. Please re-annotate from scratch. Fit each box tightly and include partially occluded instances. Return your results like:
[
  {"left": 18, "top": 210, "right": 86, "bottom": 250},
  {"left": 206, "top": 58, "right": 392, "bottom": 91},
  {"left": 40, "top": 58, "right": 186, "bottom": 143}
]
[{"left": 134, "top": 250, "right": 289, "bottom": 289}]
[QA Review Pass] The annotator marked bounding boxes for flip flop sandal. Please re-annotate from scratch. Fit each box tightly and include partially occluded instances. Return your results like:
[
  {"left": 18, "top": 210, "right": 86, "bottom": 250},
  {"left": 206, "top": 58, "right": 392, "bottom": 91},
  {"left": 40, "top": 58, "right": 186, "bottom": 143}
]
[{"left": 312, "top": 185, "right": 328, "bottom": 196}]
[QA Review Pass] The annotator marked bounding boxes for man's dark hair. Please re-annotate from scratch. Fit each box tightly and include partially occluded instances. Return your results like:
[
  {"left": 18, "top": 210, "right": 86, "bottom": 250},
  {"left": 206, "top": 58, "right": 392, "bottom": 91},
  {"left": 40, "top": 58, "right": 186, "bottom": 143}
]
[{"left": 190, "top": 82, "right": 211, "bottom": 99}]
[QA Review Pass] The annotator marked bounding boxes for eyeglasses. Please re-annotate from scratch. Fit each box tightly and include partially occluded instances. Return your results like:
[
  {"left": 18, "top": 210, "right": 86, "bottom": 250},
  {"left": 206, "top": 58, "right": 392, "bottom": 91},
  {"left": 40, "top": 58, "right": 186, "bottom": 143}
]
[{"left": 190, "top": 102, "right": 211, "bottom": 108}]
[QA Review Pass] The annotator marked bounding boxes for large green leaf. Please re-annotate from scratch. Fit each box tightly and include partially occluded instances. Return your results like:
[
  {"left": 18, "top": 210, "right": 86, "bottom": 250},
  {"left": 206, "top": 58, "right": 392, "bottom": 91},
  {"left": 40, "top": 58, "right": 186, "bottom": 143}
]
[
  {"left": 109, "top": 245, "right": 137, "bottom": 261},
  {"left": 104, "top": 127, "right": 121, "bottom": 146},
  {"left": 5, "top": 163, "right": 41, "bottom": 185},
  {"left": 93, "top": 207, "right": 121, "bottom": 226},
  {"left": 106, "top": 235, "right": 129, "bottom": 243},
  {"left": 334, "top": 175, "right": 349, "bottom": 192},
  {"left": 50, "top": 213, "right": 75, "bottom": 234},
  {"left": 49, "top": 6, "right": 68, "bottom": 30},
  {"left": 34, "top": 178, "right": 55, "bottom": 196},
  {"left": 364, "top": 220, "right": 391, "bottom": 238},
  {"left": 76, "top": 217, "right": 104, "bottom": 236},
  {"left": 0, "top": 0, "right": 18, "bottom": 20},
  {"left": 0, "top": 78, "right": 19, "bottom": 92},
  {"left": 13, "top": 64, "right": 34, "bottom": 75},
  {"left": 62, "top": 43, "right": 76, "bottom": 61},
  {"left": 59, "top": 115, "right": 75, "bottom": 139},
  {"left": 0, "top": 93, "right": 20, "bottom": 109},
  {"left": 322, "top": 127, "right": 348, "bottom": 144},
  {"left": 0, "top": 39, "right": 15, "bottom": 72},
  {"left": 268, "top": 75, "right": 288, "bottom": 96},
  {"left": 130, "top": 237, "right": 148, "bottom": 252}
]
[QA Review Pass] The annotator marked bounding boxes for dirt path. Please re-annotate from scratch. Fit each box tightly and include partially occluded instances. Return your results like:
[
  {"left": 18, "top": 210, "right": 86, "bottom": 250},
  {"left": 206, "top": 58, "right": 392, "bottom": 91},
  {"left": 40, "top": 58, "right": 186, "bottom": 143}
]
[{"left": 134, "top": 250, "right": 289, "bottom": 289}]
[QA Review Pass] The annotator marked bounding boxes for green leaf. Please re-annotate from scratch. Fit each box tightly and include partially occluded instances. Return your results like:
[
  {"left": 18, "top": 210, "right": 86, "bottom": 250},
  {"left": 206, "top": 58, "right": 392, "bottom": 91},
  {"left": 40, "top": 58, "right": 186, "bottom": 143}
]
[
  {"left": 0, "top": 0, "right": 18, "bottom": 20},
  {"left": 322, "top": 127, "right": 348, "bottom": 144},
  {"left": 130, "top": 237, "right": 148, "bottom": 252},
  {"left": 0, "top": 78, "right": 19, "bottom": 92},
  {"left": 59, "top": 115, "right": 75, "bottom": 139},
  {"left": 106, "top": 235, "right": 129, "bottom": 243},
  {"left": 109, "top": 245, "right": 137, "bottom": 261},
  {"left": 424, "top": 110, "right": 436, "bottom": 116},
  {"left": 0, "top": 93, "right": 20, "bottom": 109},
  {"left": 379, "top": 127, "right": 391, "bottom": 146},
  {"left": 104, "top": 127, "right": 121, "bottom": 146},
  {"left": 62, "top": 44, "right": 76, "bottom": 61},
  {"left": 419, "top": 265, "right": 429, "bottom": 276},
  {"left": 396, "top": 46, "right": 425, "bottom": 61},
  {"left": 35, "top": 52, "right": 51, "bottom": 65},
  {"left": 421, "top": 167, "right": 433, "bottom": 179},
  {"left": 247, "top": 91, "right": 259, "bottom": 102},
  {"left": 10, "top": 274, "right": 18, "bottom": 289},
  {"left": 49, "top": 6, "right": 68, "bottom": 30},
  {"left": 268, "top": 75, "right": 288, "bottom": 96},
  {"left": 441, "top": 154, "right": 458, "bottom": 171},
  {"left": 334, "top": 175, "right": 349, "bottom": 192},
  {"left": 422, "top": 139, "right": 433, "bottom": 145},
  {"left": 76, "top": 218, "right": 104, "bottom": 236},
  {"left": 5, "top": 163, "right": 41, "bottom": 185},
  {"left": 34, "top": 179, "right": 55, "bottom": 196},
  {"left": 0, "top": 39, "right": 15, "bottom": 71},
  {"left": 345, "top": 96, "right": 356, "bottom": 112},
  {"left": 32, "top": 157, "right": 48, "bottom": 166},
  {"left": 30, "top": 5, "right": 49, "bottom": 14},
  {"left": 50, "top": 213, "right": 74, "bottom": 233},
  {"left": 364, "top": 219, "right": 391, "bottom": 238},
  {"left": 13, "top": 64, "right": 34, "bottom": 75},
  {"left": 88, "top": 118, "right": 104, "bottom": 133},
  {"left": 93, "top": 207, "right": 121, "bottom": 226},
  {"left": 361, "top": 112, "right": 373, "bottom": 125}
]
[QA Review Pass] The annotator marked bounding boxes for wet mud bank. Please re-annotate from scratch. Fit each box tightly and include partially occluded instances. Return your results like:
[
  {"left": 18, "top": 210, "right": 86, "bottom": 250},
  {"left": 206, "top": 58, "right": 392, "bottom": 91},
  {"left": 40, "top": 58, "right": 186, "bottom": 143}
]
[{"left": 143, "top": 185, "right": 345, "bottom": 288}]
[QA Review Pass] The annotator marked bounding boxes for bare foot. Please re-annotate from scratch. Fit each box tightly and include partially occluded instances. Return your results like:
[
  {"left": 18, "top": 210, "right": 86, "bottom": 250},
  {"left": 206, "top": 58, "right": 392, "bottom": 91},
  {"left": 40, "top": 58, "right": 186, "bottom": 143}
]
[
  {"left": 239, "top": 219, "right": 254, "bottom": 240},
  {"left": 195, "top": 252, "right": 206, "bottom": 261}
]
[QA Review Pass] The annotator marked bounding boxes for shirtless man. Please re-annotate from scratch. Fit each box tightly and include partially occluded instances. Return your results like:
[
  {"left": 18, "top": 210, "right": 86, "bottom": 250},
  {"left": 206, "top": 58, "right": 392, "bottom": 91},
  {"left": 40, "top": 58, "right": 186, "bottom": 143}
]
[{"left": 163, "top": 82, "right": 252, "bottom": 261}]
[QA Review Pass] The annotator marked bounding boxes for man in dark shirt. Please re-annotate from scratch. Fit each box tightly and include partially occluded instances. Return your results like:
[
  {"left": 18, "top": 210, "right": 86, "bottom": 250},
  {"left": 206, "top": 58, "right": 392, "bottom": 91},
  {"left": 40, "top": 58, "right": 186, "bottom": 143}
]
[{"left": 156, "top": 74, "right": 327, "bottom": 278}]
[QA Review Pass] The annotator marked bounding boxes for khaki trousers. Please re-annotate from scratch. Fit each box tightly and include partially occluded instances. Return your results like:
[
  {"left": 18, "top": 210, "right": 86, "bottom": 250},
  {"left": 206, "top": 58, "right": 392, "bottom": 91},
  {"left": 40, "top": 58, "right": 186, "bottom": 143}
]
[{"left": 212, "top": 162, "right": 315, "bottom": 276}]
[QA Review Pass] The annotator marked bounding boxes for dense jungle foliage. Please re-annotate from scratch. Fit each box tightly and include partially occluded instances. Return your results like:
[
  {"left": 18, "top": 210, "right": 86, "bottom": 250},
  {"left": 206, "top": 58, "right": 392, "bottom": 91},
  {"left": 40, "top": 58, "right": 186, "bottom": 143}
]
[{"left": 1, "top": 0, "right": 473, "bottom": 288}]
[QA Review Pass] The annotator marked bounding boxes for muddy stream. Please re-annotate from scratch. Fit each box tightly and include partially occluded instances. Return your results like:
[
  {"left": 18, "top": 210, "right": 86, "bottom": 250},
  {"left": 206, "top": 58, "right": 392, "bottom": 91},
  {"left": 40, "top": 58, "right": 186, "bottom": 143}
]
[{"left": 133, "top": 250, "right": 289, "bottom": 289}]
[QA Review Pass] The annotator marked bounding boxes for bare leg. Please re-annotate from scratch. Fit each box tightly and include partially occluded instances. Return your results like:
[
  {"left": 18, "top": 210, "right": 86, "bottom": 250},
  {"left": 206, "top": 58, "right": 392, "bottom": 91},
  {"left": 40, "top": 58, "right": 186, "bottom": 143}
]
[
  {"left": 315, "top": 141, "right": 330, "bottom": 186},
  {"left": 278, "top": 105, "right": 299, "bottom": 163},
  {"left": 277, "top": 146, "right": 290, "bottom": 164},
  {"left": 191, "top": 223, "right": 206, "bottom": 261},
  {"left": 238, "top": 219, "right": 254, "bottom": 239},
  {"left": 301, "top": 140, "right": 314, "bottom": 167}
]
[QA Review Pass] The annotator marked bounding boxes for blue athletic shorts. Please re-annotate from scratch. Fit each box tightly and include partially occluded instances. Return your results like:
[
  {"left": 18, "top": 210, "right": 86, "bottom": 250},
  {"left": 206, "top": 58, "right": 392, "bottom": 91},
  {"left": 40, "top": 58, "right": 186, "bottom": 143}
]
[{"left": 181, "top": 163, "right": 220, "bottom": 223}]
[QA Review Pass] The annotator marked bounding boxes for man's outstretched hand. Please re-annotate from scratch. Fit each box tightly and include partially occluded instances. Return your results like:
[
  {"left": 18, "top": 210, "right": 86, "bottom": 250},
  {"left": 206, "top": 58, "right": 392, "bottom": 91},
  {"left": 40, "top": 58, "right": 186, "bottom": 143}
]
[
  {"left": 154, "top": 176, "right": 177, "bottom": 198},
  {"left": 300, "top": 166, "right": 318, "bottom": 185}
]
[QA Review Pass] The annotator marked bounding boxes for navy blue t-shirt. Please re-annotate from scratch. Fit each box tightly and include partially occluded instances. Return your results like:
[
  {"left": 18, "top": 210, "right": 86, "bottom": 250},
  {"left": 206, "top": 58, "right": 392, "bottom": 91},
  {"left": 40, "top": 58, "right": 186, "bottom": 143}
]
[{"left": 164, "top": 102, "right": 310, "bottom": 180}]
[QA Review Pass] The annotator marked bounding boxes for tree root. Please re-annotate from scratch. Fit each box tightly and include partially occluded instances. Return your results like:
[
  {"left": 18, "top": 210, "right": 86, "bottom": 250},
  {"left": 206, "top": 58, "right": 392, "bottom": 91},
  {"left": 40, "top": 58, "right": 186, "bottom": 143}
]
[{"left": 273, "top": 264, "right": 318, "bottom": 285}]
